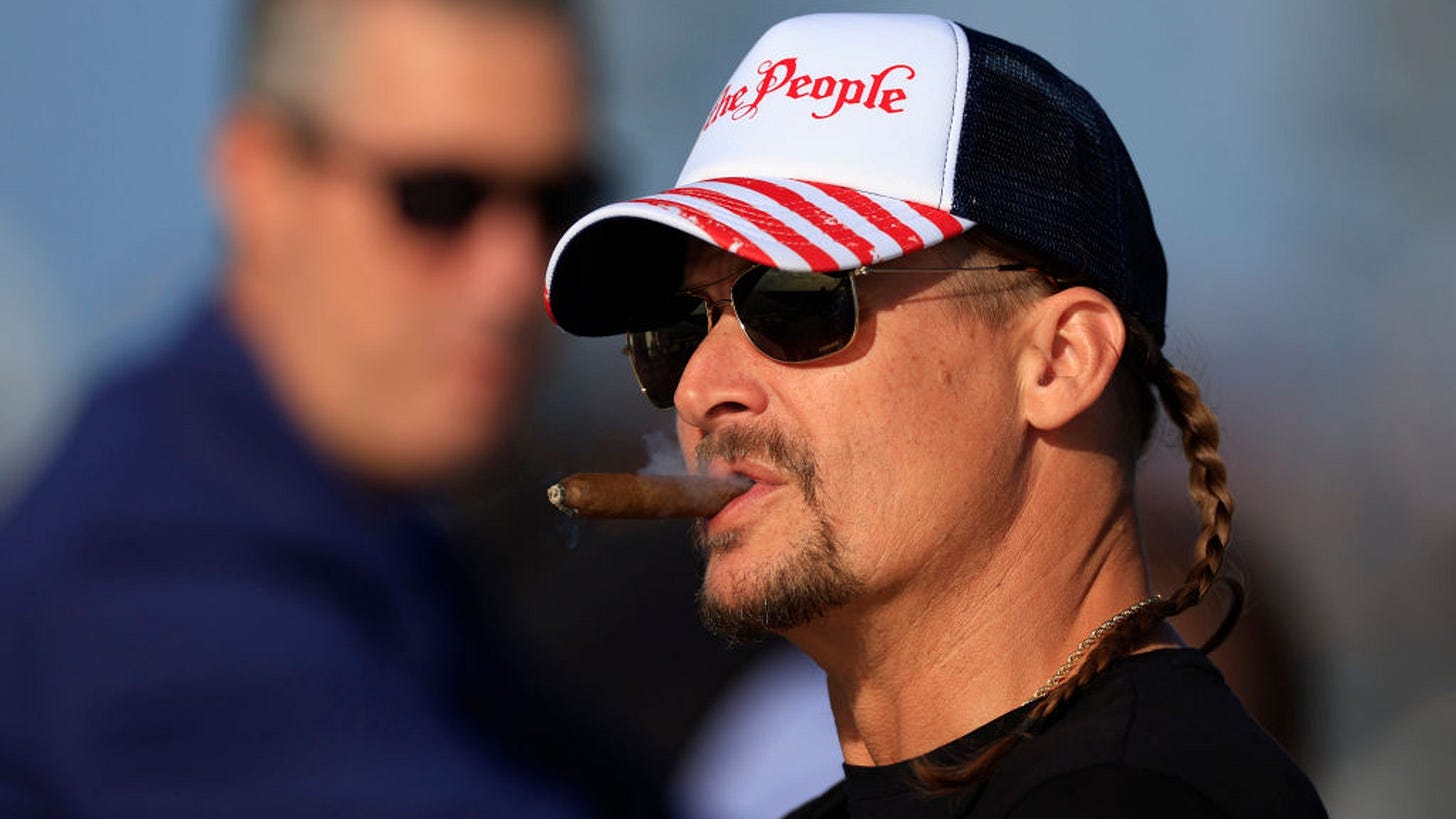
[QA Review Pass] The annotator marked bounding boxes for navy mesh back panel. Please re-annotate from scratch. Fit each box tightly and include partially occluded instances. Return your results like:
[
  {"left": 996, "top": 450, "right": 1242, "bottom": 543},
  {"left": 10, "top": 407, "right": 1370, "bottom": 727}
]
[{"left": 951, "top": 26, "right": 1167, "bottom": 344}]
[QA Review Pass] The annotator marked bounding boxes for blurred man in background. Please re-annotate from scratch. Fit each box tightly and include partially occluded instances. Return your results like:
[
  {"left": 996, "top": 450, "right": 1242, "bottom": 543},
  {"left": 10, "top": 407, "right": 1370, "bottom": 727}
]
[{"left": 0, "top": 0, "right": 603, "bottom": 815}]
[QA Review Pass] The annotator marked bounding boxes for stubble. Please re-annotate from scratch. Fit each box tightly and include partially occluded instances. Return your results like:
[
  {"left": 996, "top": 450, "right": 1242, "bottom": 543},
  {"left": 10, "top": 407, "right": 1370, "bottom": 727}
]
[{"left": 691, "top": 424, "right": 864, "bottom": 644}]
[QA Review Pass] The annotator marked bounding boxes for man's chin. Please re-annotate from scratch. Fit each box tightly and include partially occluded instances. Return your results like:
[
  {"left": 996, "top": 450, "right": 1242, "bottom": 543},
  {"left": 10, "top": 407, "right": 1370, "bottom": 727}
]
[
  {"left": 695, "top": 553, "right": 863, "bottom": 646},
  {"left": 690, "top": 488, "right": 862, "bottom": 643},
  {"left": 696, "top": 584, "right": 782, "bottom": 645}
]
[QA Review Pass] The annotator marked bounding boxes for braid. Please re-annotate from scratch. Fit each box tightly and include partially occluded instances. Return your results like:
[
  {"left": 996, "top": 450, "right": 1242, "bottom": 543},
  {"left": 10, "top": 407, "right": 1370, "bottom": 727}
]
[
  {"left": 913, "top": 318, "right": 1242, "bottom": 797},
  {"left": 1146, "top": 352, "right": 1243, "bottom": 651}
]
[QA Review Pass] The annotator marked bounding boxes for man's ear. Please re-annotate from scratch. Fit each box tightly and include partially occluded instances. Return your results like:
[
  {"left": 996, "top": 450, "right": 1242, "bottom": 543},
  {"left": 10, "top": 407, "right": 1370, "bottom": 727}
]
[
  {"left": 209, "top": 105, "right": 298, "bottom": 263},
  {"left": 1015, "top": 286, "right": 1126, "bottom": 432}
]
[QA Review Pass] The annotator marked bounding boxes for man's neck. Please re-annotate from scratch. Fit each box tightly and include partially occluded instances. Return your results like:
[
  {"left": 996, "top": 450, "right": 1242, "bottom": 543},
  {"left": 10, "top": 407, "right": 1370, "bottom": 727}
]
[{"left": 789, "top": 477, "right": 1170, "bottom": 767}]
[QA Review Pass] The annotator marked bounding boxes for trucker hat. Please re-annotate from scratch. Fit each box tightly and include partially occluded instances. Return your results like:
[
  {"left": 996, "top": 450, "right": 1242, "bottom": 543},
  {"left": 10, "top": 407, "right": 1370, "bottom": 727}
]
[{"left": 545, "top": 12, "right": 1168, "bottom": 345}]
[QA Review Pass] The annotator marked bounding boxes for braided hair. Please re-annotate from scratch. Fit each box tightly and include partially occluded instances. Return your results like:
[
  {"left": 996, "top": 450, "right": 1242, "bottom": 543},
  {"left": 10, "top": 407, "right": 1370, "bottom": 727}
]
[{"left": 913, "top": 231, "right": 1242, "bottom": 793}]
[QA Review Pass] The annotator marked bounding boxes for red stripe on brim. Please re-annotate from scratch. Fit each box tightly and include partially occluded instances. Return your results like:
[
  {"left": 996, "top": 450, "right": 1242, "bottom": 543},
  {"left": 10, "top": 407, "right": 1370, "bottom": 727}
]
[
  {"left": 800, "top": 181, "right": 927, "bottom": 255},
  {"left": 904, "top": 200, "right": 969, "bottom": 241},
  {"left": 542, "top": 282, "right": 556, "bottom": 324},
  {"left": 717, "top": 177, "right": 878, "bottom": 266},
  {"left": 659, "top": 186, "right": 838, "bottom": 270},
  {"left": 632, "top": 197, "right": 775, "bottom": 267}
]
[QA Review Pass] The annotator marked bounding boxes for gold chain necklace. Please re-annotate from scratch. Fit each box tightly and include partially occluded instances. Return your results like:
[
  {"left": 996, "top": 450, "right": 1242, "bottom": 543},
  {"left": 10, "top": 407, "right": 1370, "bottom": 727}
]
[{"left": 1025, "top": 594, "right": 1162, "bottom": 705}]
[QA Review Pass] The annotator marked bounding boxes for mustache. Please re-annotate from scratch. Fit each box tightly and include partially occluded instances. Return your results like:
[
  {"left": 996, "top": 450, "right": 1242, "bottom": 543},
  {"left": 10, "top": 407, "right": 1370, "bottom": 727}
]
[{"left": 694, "top": 424, "right": 819, "bottom": 503}]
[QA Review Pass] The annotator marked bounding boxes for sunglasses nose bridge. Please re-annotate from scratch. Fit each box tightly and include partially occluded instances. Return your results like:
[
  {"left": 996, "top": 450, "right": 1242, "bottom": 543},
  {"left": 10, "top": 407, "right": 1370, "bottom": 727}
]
[
  {"left": 703, "top": 296, "right": 734, "bottom": 329},
  {"left": 684, "top": 295, "right": 755, "bottom": 374}
]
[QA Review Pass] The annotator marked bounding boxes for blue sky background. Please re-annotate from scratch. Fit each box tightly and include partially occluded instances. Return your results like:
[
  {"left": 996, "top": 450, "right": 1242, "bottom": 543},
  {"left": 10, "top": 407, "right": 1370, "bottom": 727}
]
[{"left": 3, "top": 2, "right": 1454, "bottom": 813}]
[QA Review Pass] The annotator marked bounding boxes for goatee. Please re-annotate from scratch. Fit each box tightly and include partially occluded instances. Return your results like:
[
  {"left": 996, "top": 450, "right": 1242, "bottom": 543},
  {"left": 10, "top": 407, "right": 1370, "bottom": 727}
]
[{"left": 692, "top": 425, "right": 863, "bottom": 644}]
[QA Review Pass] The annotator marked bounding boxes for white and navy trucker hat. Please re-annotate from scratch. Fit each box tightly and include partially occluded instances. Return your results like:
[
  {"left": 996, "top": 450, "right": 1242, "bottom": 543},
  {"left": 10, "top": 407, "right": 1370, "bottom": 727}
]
[{"left": 545, "top": 13, "right": 1168, "bottom": 344}]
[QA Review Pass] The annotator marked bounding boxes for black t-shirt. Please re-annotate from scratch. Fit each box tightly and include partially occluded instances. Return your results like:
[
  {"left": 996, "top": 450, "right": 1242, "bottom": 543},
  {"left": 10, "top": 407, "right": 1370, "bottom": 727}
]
[{"left": 785, "top": 649, "right": 1326, "bottom": 818}]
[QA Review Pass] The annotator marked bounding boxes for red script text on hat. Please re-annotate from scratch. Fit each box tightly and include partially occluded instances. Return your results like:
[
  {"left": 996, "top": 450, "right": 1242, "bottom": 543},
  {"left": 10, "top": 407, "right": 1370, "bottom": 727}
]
[{"left": 703, "top": 58, "right": 916, "bottom": 131}]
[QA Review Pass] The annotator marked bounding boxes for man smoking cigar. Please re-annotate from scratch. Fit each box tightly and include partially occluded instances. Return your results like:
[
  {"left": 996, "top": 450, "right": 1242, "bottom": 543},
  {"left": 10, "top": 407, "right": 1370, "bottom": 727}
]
[{"left": 545, "top": 13, "right": 1325, "bottom": 818}]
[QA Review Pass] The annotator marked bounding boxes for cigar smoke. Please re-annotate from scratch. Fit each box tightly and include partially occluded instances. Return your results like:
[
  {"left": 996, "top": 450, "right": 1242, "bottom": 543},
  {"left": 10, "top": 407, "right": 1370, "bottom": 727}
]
[{"left": 638, "top": 430, "right": 685, "bottom": 477}]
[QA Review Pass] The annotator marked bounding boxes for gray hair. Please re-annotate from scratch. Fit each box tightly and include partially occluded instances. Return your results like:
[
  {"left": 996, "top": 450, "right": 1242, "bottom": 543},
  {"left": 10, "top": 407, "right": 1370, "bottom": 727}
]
[{"left": 238, "top": 0, "right": 575, "bottom": 114}]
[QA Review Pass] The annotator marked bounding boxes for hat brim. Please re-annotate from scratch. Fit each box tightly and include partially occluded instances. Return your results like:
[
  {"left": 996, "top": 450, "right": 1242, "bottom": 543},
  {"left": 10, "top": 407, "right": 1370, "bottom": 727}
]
[{"left": 545, "top": 177, "right": 973, "bottom": 337}]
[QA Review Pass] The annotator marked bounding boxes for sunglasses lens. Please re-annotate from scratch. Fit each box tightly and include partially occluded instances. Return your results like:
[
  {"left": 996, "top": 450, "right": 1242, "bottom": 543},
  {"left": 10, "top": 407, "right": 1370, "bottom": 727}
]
[
  {"left": 624, "top": 267, "right": 859, "bottom": 408},
  {"left": 627, "top": 296, "right": 709, "bottom": 409},
  {"left": 735, "top": 267, "right": 858, "bottom": 362},
  {"left": 393, "top": 168, "right": 599, "bottom": 237},
  {"left": 391, "top": 170, "right": 487, "bottom": 232}
]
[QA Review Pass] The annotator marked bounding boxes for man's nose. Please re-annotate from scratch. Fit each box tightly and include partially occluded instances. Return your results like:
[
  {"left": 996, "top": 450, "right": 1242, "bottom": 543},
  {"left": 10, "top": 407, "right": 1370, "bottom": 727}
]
[{"left": 673, "top": 306, "right": 770, "bottom": 429}]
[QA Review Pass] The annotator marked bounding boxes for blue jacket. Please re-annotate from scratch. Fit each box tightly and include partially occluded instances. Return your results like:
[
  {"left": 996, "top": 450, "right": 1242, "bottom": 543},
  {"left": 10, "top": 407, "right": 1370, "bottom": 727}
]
[{"left": 0, "top": 305, "right": 586, "bottom": 817}]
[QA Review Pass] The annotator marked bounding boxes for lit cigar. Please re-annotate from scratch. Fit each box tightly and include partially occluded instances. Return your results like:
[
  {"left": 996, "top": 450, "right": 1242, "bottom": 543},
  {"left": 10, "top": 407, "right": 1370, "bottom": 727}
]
[{"left": 547, "top": 473, "right": 752, "bottom": 519}]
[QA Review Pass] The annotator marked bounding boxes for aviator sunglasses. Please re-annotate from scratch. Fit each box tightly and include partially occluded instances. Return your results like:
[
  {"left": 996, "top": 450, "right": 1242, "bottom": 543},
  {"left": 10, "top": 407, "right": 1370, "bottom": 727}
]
[
  {"left": 626, "top": 261, "right": 1037, "bottom": 408},
  {"left": 287, "top": 112, "right": 599, "bottom": 238}
]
